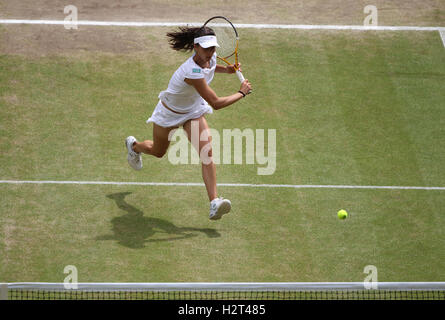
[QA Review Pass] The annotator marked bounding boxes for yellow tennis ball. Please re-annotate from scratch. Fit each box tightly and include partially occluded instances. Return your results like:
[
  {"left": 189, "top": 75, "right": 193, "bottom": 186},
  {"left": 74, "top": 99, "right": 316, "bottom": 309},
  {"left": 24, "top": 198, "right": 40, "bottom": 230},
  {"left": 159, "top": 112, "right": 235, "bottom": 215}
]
[{"left": 337, "top": 209, "right": 348, "bottom": 219}]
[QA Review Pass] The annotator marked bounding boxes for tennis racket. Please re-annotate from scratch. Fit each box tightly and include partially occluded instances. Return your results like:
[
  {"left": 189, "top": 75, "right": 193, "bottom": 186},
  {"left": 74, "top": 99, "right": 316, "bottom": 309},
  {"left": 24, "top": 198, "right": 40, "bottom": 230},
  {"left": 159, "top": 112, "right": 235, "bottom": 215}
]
[{"left": 203, "top": 16, "right": 246, "bottom": 83}]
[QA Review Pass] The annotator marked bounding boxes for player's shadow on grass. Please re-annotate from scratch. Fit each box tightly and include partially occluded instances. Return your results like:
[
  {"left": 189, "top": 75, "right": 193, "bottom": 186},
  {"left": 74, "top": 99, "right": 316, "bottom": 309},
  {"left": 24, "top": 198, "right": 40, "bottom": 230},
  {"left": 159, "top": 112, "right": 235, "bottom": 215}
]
[{"left": 96, "top": 192, "right": 220, "bottom": 248}]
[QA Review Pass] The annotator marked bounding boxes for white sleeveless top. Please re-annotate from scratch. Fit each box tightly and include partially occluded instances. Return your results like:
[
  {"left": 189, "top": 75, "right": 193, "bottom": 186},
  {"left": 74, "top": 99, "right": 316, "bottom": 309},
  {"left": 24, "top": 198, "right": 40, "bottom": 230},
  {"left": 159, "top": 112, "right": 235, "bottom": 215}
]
[{"left": 158, "top": 52, "right": 216, "bottom": 113}]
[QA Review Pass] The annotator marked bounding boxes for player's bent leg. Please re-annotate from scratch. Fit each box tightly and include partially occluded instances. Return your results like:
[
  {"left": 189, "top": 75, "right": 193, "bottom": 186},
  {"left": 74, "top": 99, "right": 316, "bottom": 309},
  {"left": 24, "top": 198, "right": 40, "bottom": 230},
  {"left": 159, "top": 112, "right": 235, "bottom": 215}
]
[{"left": 133, "top": 124, "right": 177, "bottom": 158}]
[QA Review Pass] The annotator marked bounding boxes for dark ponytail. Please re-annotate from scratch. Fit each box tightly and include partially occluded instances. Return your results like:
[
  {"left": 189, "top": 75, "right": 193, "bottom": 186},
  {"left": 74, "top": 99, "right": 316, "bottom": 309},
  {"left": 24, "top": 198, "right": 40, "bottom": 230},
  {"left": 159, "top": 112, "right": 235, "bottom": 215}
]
[{"left": 166, "top": 26, "right": 215, "bottom": 52}]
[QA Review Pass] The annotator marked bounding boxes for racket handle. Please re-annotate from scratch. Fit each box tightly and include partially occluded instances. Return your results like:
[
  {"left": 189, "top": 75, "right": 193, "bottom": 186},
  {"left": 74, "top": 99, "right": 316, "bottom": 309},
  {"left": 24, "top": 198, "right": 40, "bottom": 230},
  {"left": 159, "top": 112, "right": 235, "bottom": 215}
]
[{"left": 236, "top": 70, "right": 245, "bottom": 83}]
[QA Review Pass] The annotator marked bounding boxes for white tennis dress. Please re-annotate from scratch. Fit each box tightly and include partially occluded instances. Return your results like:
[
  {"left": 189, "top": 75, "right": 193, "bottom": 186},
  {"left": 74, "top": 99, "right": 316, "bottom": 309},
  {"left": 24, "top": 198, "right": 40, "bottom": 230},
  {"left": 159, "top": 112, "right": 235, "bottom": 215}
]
[{"left": 146, "top": 52, "right": 216, "bottom": 128}]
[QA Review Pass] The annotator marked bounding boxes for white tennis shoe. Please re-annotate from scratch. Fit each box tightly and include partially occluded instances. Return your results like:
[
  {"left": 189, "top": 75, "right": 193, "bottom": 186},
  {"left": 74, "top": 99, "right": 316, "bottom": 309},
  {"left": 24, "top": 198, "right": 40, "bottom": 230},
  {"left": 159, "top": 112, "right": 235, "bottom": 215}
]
[
  {"left": 209, "top": 197, "right": 232, "bottom": 220},
  {"left": 125, "top": 136, "right": 142, "bottom": 170}
]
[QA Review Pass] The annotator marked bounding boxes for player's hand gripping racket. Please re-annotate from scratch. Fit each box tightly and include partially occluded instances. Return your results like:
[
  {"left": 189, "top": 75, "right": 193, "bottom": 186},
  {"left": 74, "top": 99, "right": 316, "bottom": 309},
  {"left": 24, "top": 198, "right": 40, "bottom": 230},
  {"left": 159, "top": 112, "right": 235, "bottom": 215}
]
[{"left": 203, "top": 16, "right": 249, "bottom": 87}]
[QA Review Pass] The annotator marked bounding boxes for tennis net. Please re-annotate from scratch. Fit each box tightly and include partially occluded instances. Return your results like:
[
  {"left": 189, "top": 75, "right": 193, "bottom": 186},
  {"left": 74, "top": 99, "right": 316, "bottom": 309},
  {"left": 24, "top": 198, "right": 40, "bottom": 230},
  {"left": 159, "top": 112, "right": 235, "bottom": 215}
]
[{"left": 2, "top": 282, "right": 445, "bottom": 300}]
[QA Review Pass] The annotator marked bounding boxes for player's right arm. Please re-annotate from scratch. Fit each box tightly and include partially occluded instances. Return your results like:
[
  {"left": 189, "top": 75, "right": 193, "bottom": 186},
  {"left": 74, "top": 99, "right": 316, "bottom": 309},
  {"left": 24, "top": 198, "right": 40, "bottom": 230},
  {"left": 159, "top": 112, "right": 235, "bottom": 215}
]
[{"left": 184, "top": 77, "right": 251, "bottom": 110}]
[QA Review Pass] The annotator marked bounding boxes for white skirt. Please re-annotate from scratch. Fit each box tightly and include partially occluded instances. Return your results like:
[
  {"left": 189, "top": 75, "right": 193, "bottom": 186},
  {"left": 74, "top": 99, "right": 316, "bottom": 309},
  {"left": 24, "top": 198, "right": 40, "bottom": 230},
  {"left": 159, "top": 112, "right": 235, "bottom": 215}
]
[{"left": 146, "top": 100, "right": 213, "bottom": 128}]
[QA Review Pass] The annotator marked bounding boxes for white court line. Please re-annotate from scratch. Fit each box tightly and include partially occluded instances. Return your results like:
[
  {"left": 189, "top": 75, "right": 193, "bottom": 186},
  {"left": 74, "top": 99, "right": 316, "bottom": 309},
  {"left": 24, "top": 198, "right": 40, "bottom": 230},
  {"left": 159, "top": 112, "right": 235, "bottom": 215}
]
[
  {"left": 0, "top": 19, "right": 444, "bottom": 31},
  {"left": 0, "top": 180, "right": 444, "bottom": 190}
]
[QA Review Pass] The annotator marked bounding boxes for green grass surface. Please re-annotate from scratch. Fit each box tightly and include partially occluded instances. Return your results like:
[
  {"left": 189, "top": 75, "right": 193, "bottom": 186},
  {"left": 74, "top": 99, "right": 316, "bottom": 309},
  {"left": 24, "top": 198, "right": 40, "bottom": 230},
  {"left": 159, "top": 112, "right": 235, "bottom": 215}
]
[{"left": 1, "top": 29, "right": 445, "bottom": 283}]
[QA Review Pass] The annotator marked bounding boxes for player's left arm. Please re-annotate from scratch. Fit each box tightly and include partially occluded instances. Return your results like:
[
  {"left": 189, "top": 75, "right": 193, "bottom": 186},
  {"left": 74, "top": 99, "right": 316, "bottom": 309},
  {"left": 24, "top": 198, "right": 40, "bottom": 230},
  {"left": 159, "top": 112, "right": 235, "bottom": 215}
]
[
  {"left": 184, "top": 77, "right": 250, "bottom": 110},
  {"left": 215, "top": 65, "right": 229, "bottom": 73},
  {"left": 215, "top": 63, "right": 241, "bottom": 74}
]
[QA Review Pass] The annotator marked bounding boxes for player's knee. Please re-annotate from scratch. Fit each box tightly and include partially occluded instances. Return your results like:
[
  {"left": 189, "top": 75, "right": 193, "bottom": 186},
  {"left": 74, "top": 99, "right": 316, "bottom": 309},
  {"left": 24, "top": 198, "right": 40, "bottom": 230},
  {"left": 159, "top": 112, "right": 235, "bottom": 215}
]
[
  {"left": 152, "top": 149, "right": 166, "bottom": 158},
  {"left": 200, "top": 145, "right": 213, "bottom": 164},
  {"left": 201, "top": 135, "right": 212, "bottom": 157}
]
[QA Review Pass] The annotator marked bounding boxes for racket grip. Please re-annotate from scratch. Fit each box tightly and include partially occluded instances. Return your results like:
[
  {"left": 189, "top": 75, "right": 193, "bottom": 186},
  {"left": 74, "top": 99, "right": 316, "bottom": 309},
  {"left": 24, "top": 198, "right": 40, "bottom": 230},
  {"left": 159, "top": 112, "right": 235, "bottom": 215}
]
[{"left": 236, "top": 70, "right": 245, "bottom": 83}]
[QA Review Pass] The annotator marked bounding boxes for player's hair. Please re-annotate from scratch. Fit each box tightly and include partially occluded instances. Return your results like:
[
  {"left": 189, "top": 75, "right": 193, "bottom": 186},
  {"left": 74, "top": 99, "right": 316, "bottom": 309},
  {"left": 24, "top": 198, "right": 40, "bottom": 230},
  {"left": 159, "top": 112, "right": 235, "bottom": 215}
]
[{"left": 167, "top": 26, "right": 215, "bottom": 51}]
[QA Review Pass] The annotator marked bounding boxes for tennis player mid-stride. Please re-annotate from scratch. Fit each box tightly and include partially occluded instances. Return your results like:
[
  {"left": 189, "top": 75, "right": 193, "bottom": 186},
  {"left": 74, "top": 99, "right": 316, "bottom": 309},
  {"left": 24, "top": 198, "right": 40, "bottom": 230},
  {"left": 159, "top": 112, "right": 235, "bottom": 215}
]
[{"left": 125, "top": 26, "right": 252, "bottom": 220}]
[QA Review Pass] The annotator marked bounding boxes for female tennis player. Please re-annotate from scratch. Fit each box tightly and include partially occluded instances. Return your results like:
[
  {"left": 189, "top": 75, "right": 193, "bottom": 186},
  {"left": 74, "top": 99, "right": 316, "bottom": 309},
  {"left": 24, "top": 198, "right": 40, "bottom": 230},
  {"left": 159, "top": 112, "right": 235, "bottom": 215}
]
[{"left": 125, "top": 26, "right": 252, "bottom": 220}]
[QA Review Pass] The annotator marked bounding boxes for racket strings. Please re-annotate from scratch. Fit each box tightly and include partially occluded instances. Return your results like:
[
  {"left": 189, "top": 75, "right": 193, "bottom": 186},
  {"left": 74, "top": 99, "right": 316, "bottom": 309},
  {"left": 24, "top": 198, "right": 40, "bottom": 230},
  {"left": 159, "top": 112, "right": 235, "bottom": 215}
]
[
  {"left": 205, "top": 19, "right": 237, "bottom": 60},
  {"left": 215, "top": 28, "right": 237, "bottom": 58},
  {"left": 202, "top": 16, "right": 245, "bottom": 83}
]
